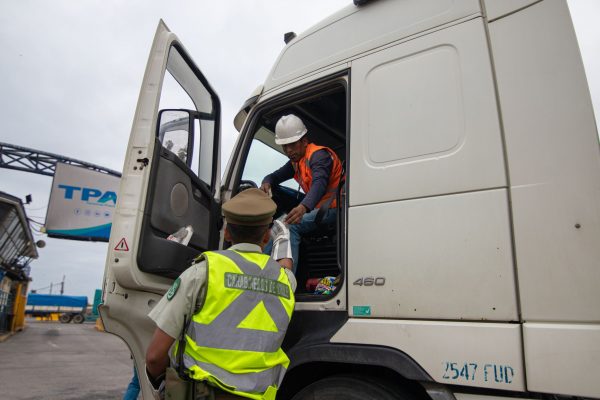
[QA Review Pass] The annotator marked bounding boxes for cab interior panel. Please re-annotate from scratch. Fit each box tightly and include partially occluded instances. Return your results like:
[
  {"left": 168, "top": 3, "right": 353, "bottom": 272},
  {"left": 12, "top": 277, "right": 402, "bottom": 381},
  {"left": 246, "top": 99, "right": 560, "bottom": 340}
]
[{"left": 137, "top": 142, "right": 218, "bottom": 278}]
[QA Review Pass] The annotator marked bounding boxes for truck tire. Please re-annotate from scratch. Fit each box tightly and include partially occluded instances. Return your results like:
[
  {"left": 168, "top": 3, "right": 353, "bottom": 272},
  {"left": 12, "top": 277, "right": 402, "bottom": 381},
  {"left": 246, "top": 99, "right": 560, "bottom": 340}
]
[
  {"left": 72, "top": 313, "right": 85, "bottom": 324},
  {"left": 59, "top": 313, "right": 72, "bottom": 323},
  {"left": 291, "top": 375, "right": 407, "bottom": 400}
]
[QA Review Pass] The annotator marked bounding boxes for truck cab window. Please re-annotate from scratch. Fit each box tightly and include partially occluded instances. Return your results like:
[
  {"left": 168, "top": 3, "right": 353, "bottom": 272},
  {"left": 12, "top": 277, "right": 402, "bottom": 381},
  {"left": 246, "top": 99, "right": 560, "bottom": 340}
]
[
  {"left": 157, "top": 46, "right": 217, "bottom": 189},
  {"left": 241, "top": 129, "right": 299, "bottom": 191}
]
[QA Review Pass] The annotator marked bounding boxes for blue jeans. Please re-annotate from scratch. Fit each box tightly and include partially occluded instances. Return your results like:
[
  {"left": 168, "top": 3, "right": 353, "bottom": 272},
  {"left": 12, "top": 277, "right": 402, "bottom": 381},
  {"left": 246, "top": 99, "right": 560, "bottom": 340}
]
[
  {"left": 265, "top": 208, "right": 337, "bottom": 273},
  {"left": 123, "top": 366, "right": 140, "bottom": 400}
]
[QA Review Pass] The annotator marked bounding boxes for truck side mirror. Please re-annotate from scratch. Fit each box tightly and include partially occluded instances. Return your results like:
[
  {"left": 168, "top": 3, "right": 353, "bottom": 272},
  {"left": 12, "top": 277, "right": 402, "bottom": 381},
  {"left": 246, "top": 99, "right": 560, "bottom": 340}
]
[{"left": 157, "top": 109, "right": 195, "bottom": 167}]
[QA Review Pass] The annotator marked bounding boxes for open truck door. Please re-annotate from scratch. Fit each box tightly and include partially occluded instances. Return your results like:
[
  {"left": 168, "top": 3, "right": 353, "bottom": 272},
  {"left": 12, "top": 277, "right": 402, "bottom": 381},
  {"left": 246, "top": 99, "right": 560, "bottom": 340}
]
[{"left": 99, "top": 21, "right": 221, "bottom": 398}]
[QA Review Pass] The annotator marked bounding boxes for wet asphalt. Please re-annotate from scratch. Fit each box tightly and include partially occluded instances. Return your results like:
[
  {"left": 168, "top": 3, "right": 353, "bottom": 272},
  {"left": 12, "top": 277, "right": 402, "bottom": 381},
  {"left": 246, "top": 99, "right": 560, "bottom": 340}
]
[{"left": 0, "top": 320, "right": 134, "bottom": 400}]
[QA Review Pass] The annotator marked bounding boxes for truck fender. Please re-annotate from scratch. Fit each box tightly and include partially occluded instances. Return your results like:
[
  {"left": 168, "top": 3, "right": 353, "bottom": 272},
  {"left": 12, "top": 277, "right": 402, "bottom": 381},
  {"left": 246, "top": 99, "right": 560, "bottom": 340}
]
[{"left": 287, "top": 342, "right": 432, "bottom": 382}]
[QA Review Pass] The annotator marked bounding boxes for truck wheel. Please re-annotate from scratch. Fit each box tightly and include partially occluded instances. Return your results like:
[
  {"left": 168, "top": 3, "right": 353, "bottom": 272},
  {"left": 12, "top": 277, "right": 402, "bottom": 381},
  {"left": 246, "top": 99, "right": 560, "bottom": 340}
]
[
  {"left": 291, "top": 375, "right": 406, "bottom": 400},
  {"left": 59, "top": 313, "right": 72, "bottom": 323},
  {"left": 72, "top": 313, "right": 85, "bottom": 324}
]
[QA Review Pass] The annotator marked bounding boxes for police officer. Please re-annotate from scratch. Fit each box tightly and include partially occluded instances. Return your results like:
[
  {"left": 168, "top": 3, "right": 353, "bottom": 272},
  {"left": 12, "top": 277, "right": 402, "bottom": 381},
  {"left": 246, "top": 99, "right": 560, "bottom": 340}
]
[{"left": 146, "top": 188, "right": 296, "bottom": 400}]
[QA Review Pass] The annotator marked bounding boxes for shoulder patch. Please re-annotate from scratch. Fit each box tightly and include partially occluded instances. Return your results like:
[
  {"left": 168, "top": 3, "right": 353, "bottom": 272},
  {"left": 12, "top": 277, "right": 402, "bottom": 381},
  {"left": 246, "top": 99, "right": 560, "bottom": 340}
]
[{"left": 167, "top": 277, "right": 181, "bottom": 301}]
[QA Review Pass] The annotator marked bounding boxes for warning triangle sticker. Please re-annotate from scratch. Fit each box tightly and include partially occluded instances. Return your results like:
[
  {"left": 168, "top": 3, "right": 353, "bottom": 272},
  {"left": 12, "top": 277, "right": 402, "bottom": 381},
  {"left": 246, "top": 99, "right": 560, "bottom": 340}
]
[{"left": 114, "top": 238, "right": 129, "bottom": 251}]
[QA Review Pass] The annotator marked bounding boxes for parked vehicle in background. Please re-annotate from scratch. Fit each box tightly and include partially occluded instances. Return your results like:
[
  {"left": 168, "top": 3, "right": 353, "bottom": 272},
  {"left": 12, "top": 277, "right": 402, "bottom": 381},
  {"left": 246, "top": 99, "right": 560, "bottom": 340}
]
[{"left": 26, "top": 293, "right": 88, "bottom": 324}]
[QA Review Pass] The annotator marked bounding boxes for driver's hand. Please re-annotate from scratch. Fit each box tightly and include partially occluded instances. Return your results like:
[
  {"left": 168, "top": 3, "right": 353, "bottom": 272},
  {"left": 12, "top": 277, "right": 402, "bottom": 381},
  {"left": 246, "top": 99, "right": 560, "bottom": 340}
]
[
  {"left": 285, "top": 204, "right": 307, "bottom": 225},
  {"left": 260, "top": 182, "right": 271, "bottom": 194}
]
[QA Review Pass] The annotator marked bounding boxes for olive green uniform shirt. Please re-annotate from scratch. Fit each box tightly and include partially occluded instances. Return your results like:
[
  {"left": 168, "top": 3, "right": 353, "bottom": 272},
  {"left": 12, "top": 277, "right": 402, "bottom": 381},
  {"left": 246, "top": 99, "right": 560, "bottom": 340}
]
[{"left": 148, "top": 243, "right": 297, "bottom": 339}]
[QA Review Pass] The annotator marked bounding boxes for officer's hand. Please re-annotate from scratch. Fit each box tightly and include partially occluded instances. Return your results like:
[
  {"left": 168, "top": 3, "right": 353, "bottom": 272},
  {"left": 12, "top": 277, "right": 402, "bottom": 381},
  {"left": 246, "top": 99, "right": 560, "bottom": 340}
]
[
  {"left": 285, "top": 204, "right": 307, "bottom": 225},
  {"left": 260, "top": 182, "right": 271, "bottom": 194}
]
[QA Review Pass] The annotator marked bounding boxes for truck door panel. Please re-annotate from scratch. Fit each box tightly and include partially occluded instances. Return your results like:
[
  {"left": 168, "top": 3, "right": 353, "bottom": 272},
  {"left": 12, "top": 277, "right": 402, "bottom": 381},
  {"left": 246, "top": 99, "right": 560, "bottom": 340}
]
[
  {"left": 137, "top": 142, "right": 217, "bottom": 278},
  {"left": 101, "top": 21, "right": 221, "bottom": 400},
  {"left": 105, "top": 22, "right": 221, "bottom": 291}
]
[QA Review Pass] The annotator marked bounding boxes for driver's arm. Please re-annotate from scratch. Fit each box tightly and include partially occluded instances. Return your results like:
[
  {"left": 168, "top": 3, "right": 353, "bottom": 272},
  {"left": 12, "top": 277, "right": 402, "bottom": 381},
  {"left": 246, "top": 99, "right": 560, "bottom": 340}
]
[{"left": 261, "top": 161, "right": 294, "bottom": 192}]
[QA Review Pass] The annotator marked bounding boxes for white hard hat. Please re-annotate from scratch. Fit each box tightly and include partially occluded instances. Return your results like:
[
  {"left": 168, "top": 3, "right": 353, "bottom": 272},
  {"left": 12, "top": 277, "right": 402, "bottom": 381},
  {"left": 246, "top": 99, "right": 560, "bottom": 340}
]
[{"left": 275, "top": 114, "right": 307, "bottom": 145}]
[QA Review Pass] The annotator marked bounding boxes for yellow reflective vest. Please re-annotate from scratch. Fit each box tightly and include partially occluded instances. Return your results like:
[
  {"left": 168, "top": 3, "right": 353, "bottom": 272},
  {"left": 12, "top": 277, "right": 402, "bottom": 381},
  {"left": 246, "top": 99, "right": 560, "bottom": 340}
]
[{"left": 178, "top": 250, "right": 295, "bottom": 400}]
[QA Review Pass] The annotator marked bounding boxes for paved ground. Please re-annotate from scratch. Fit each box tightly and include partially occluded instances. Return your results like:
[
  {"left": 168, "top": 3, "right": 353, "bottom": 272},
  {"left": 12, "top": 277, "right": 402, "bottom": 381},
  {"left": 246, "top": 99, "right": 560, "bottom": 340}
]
[{"left": 0, "top": 320, "right": 134, "bottom": 400}]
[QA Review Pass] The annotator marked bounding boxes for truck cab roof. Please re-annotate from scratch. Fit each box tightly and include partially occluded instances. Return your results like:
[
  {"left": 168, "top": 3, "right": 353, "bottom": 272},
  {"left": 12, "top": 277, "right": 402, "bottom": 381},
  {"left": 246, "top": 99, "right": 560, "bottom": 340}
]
[{"left": 262, "top": 0, "right": 482, "bottom": 93}]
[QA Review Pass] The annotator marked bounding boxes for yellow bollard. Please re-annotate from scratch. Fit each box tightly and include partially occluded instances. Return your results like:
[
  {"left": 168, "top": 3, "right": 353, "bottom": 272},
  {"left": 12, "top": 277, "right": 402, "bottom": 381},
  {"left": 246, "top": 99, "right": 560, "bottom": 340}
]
[
  {"left": 10, "top": 283, "right": 27, "bottom": 332},
  {"left": 95, "top": 318, "right": 104, "bottom": 331}
]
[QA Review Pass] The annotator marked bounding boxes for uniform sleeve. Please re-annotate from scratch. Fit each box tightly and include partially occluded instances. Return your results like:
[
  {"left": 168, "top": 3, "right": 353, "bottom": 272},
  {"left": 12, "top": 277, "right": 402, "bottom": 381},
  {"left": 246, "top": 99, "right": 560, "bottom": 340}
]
[
  {"left": 301, "top": 149, "right": 333, "bottom": 211},
  {"left": 147, "top": 261, "right": 207, "bottom": 339}
]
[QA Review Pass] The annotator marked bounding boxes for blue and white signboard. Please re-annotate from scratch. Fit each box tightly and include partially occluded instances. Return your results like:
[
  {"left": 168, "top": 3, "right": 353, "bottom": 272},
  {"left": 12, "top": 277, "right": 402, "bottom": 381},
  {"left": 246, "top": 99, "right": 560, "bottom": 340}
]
[{"left": 45, "top": 163, "right": 120, "bottom": 241}]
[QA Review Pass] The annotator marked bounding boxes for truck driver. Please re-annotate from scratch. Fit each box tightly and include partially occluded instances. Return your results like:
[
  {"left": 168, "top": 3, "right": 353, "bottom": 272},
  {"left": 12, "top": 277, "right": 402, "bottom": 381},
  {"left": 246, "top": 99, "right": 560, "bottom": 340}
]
[{"left": 260, "top": 114, "right": 343, "bottom": 273}]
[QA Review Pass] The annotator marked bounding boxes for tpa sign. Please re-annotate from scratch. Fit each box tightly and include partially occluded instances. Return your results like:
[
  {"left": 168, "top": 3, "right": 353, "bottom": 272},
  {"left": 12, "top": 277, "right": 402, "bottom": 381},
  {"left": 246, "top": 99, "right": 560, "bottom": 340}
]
[
  {"left": 58, "top": 185, "right": 118, "bottom": 205},
  {"left": 45, "top": 163, "right": 121, "bottom": 241}
]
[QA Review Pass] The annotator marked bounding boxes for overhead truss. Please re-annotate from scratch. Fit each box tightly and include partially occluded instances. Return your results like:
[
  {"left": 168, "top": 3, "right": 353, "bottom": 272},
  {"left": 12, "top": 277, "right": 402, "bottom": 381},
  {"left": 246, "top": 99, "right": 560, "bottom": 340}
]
[{"left": 0, "top": 142, "right": 121, "bottom": 178}]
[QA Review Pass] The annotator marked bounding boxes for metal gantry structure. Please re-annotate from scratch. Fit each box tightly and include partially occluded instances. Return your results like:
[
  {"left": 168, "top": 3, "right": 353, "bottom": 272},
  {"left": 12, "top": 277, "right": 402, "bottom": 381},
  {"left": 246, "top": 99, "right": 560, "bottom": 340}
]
[
  {"left": 0, "top": 143, "right": 121, "bottom": 333},
  {"left": 0, "top": 142, "right": 121, "bottom": 178}
]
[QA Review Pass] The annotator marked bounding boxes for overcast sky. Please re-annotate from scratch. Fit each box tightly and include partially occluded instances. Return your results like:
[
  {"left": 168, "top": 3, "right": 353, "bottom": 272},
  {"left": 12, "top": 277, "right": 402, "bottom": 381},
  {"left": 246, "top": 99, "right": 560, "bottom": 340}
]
[{"left": 1, "top": 0, "right": 598, "bottom": 301}]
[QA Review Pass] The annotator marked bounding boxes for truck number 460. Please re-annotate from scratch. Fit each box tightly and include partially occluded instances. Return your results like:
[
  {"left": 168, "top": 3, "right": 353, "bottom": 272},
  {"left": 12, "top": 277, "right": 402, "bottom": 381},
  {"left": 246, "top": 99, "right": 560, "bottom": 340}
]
[{"left": 353, "top": 277, "right": 385, "bottom": 286}]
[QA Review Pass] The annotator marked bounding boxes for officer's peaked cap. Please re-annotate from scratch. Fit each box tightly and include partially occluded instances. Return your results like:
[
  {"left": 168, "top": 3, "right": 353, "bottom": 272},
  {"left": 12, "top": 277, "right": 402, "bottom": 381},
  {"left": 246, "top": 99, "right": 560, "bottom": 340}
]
[{"left": 222, "top": 188, "right": 276, "bottom": 226}]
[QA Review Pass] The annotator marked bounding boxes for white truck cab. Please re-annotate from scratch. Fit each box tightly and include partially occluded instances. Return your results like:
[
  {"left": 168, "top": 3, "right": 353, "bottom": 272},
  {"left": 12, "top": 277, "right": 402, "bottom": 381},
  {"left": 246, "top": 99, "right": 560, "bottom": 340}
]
[{"left": 101, "top": 1, "right": 600, "bottom": 399}]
